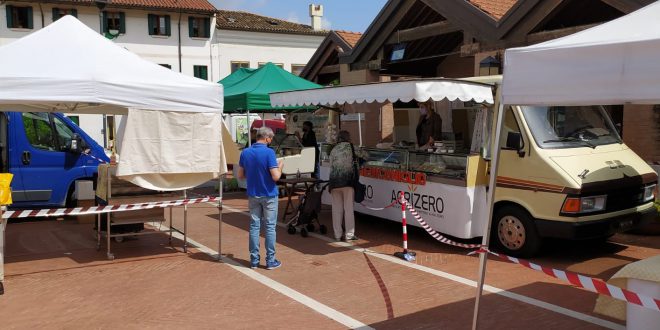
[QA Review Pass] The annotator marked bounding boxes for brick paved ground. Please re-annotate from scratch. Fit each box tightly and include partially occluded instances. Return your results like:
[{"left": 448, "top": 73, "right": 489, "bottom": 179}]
[{"left": 0, "top": 190, "right": 658, "bottom": 329}]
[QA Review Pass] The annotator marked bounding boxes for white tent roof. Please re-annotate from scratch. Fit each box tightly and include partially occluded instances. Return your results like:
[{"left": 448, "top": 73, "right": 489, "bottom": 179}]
[
  {"left": 0, "top": 16, "right": 226, "bottom": 190},
  {"left": 502, "top": 1, "right": 660, "bottom": 106},
  {"left": 270, "top": 79, "right": 494, "bottom": 107},
  {"left": 0, "top": 15, "right": 222, "bottom": 114}
]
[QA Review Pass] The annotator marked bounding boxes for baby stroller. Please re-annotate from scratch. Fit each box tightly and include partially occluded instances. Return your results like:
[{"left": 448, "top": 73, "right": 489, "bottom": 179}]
[{"left": 286, "top": 181, "right": 328, "bottom": 237}]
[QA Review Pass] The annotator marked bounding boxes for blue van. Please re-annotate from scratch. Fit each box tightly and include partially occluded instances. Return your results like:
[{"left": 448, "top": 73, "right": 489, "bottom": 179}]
[{"left": 2, "top": 112, "right": 109, "bottom": 208}]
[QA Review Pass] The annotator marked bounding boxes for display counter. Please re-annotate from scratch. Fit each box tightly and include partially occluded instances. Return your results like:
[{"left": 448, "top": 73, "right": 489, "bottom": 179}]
[{"left": 318, "top": 143, "right": 488, "bottom": 239}]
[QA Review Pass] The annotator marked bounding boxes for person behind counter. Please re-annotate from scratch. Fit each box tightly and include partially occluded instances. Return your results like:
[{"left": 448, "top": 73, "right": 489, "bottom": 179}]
[
  {"left": 299, "top": 121, "right": 320, "bottom": 178},
  {"left": 415, "top": 102, "right": 442, "bottom": 149},
  {"left": 329, "top": 130, "right": 367, "bottom": 242}
]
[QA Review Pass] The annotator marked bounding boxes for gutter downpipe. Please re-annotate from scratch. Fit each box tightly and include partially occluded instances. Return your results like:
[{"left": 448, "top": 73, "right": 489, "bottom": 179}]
[
  {"left": 38, "top": 3, "right": 44, "bottom": 28},
  {"left": 178, "top": 10, "right": 182, "bottom": 72}
]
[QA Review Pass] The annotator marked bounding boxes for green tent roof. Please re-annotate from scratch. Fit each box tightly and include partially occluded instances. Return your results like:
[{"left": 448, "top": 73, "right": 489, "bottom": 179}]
[{"left": 219, "top": 62, "right": 322, "bottom": 113}]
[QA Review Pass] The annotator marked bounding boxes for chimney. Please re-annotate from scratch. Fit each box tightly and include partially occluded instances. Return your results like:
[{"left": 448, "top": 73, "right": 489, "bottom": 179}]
[{"left": 309, "top": 4, "right": 323, "bottom": 31}]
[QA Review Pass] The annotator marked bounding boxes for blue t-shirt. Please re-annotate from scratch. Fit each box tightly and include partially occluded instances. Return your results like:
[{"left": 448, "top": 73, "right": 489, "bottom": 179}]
[{"left": 239, "top": 143, "right": 279, "bottom": 197}]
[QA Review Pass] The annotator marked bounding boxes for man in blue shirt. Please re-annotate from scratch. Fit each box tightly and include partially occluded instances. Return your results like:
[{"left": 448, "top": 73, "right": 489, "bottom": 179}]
[{"left": 238, "top": 127, "right": 284, "bottom": 270}]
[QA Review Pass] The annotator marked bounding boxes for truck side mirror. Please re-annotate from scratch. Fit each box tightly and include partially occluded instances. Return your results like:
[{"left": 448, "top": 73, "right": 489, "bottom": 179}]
[
  {"left": 68, "top": 133, "right": 84, "bottom": 153},
  {"left": 505, "top": 132, "right": 525, "bottom": 157}
]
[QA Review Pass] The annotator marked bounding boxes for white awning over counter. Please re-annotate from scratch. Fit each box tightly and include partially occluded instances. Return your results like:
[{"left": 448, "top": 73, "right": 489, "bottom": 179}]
[{"left": 270, "top": 79, "right": 494, "bottom": 107}]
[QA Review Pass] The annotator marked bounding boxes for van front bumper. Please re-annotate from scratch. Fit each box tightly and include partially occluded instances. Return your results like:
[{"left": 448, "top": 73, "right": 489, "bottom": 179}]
[{"left": 536, "top": 206, "right": 658, "bottom": 240}]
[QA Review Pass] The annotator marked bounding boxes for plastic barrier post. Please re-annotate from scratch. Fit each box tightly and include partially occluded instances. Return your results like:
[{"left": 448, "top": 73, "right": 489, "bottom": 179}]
[{"left": 394, "top": 192, "right": 416, "bottom": 261}]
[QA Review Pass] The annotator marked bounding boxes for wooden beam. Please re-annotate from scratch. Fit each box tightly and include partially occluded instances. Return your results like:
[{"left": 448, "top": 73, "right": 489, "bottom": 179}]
[
  {"left": 319, "top": 64, "right": 340, "bottom": 75},
  {"left": 341, "top": 0, "right": 416, "bottom": 65},
  {"left": 385, "top": 21, "right": 460, "bottom": 44},
  {"left": 421, "top": 0, "right": 499, "bottom": 40},
  {"left": 463, "top": 23, "right": 598, "bottom": 55}
]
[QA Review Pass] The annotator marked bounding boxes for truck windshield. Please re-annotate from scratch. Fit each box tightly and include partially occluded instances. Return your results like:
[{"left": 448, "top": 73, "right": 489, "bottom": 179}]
[{"left": 520, "top": 105, "right": 622, "bottom": 149}]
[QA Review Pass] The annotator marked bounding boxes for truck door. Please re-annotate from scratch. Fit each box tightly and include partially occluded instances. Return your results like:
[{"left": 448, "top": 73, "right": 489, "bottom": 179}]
[{"left": 10, "top": 112, "right": 86, "bottom": 207}]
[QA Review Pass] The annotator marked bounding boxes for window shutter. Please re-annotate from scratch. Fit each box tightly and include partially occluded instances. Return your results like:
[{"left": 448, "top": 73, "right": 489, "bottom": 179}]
[
  {"left": 6, "top": 5, "right": 13, "bottom": 28},
  {"left": 193, "top": 65, "right": 199, "bottom": 77},
  {"left": 147, "top": 14, "right": 155, "bottom": 35},
  {"left": 71, "top": 9, "right": 77, "bottom": 18},
  {"left": 188, "top": 16, "right": 194, "bottom": 37},
  {"left": 52, "top": 8, "right": 59, "bottom": 21},
  {"left": 102, "top": 11, "right": 108, "bottom": 32},
  {"left": 165, "top": 15, "right": 171, "bottom": 36},
  {"left": 204, "top": 17, "right": 210, "bottom": 38},
  {"left": 119, "top": 12, "right": 126, "bottom": 34},
  {"left": 26, "top": 6, "right": 33, "bottom": 29}
]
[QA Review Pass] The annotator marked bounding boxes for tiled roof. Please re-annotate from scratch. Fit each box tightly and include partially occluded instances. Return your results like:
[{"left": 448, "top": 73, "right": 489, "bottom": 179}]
[
  {"left": 19, "top": 0, "right": 217, "bottom": 13},
  {"left": 335, "top": 30, "right": 362, "bottom": 48},
  {"left": 216, "top": 10, "right": 328, "bottom": 36},
  {"left": 468, "top": 0, "right": 518, "bottom": 20}
]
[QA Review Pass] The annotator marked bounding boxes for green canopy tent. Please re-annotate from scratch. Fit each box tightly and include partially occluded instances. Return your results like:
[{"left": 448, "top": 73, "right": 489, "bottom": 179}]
[{"left": 219, "top": 62, "right": 322, "bottom": 113}]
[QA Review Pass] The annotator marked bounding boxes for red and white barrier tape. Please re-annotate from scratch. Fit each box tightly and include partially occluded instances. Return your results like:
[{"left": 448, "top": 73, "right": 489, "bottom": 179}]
[
  {"left": 391, "top": 191, "right": 659, "bottom": 313},
  {"left": 83, "top": 151, "right": 108, "bottom": 164},
  {"left": 471, "top": 248, "right": 660, "bottom": 313},
  {"left": 2, "top": 196, "right": 221, "bottom": 219},
  {"left": 398, "top": 193, "right": 483, "bottom": 249},
  {"left": 360, "top": 200, "right": 397, "bottom": 211}
]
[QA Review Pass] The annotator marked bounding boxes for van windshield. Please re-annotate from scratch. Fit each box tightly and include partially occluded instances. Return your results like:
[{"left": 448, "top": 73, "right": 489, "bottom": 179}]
[{"left": 520, "top": 105, "right": 622, "bottom": 149}]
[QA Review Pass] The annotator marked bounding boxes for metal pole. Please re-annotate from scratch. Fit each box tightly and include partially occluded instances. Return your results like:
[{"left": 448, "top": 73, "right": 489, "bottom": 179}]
[
  {"left": 169, "top": 206, "right": 173, "bottom": 244},
  {"left": 472, "top": 89, "right": 506, "bottom": 330},
  {"left": 247, "top": 109, "right": 251, "bottom": 147},
  {"left": 183, "top": 189, "right": 188, "bottom": 253},
  {"left": 358, "top": 113, "right": 363, "bottom": 147},
  {"left": 0, "top": 207, "right": 6, "bottom": 295},
  {"left": 218, "top": 175, "right": 224, "bottom": 262},
  {"left": 106, "top": 165, "right": 112, "bottom": 260}
]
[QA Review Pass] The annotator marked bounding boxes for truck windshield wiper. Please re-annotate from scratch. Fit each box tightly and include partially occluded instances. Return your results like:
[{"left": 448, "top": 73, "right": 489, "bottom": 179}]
[{"left": 543, "top": 137, "right": 596, "bottom": 149}]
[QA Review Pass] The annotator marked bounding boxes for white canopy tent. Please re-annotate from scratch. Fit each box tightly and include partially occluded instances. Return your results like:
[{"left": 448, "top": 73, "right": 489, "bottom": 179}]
[
  {"left": 502, "top": 1, "right": 660, "bottom": 106},
  {"left": 474, "top": 2, "right": 660, "bottom": 329},
  {"left": 0, "top": 16, "right": 226, "bottom": 190}
]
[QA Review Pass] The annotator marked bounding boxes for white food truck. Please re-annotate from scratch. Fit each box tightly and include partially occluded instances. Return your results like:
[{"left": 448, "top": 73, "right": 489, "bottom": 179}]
[{"left": 270, "top": 78, "right": 657, "bottom": 257}]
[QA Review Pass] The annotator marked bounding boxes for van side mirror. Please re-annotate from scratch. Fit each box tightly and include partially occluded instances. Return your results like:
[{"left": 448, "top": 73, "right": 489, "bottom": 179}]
[
  {"left": 68, "top": 133, "right": 84, "bottom": 153},
  {"left": 505, "top": 132, "right": 525, "bottom": 157}
]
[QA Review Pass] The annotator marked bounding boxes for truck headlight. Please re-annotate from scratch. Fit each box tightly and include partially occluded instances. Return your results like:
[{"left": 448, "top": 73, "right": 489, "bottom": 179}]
[
  {"left": 643, "top": 184, "right": 656, "bottom": 202},
  {"left": 562, "top": 195, "right": 607, "bottom": 214}
]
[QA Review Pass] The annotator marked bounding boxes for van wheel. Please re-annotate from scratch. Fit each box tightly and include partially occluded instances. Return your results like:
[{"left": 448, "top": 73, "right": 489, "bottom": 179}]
[{"left": 491, "top": 206, "right": 541, "bottom": 258}]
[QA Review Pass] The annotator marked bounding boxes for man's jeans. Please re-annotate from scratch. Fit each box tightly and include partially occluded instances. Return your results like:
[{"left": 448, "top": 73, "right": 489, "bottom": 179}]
[{"left": 248, "top": 196, "right": 278, "bottom": 265}]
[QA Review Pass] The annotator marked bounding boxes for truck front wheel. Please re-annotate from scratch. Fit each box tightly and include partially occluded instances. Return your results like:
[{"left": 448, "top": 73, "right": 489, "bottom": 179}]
[{"left": 491, "top": 205, "right": 542, "bottom": 258}]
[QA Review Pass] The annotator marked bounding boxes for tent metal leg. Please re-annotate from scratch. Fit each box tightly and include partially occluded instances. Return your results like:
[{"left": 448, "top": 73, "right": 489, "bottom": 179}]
[
  {"left": 183, "top": 190, "right": 188, "bottom": 253},
  {"left": 169, "top": 207, "right": 173, "bottom": 244},
  {"left": 218, "top": 175, "right": 223, "bottom": 262},
  {"left": 472, "top": 101, "right": 506, "bottom": 330}
]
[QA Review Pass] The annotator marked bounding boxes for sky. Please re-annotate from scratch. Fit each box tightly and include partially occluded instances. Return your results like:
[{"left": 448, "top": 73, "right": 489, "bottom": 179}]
[{"left": 211, "top": 0, "right": 388, "bottom": 33}]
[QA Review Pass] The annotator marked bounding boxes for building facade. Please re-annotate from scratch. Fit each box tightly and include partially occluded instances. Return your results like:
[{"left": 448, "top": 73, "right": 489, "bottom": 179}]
[
  {"left": 213, "top": 8, "right": 327, "bottom": 81},
  {"left": 1, "top": 0, "right": 216, "bottom": 147}
]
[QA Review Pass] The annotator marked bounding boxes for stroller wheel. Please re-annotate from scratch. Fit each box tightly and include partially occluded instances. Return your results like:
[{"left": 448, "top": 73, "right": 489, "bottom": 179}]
[
  {"left": 306, "top": 223, "right": 315, "bottom": 232},
  {"left": 319, "top": 225, "right": 328, "bottom": 235},
  {"left": 287, "top": 225, "right": 296, "bottom": 235},
  {"left": 300, "top": 228, "right": 309, "bottom": 237}
]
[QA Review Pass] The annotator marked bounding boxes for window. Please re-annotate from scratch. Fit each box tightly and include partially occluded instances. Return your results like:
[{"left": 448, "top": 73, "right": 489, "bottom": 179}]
[
  {"left": 53, "top": 116, "right": 75, "bottom": 151},
  {"left": 258, "top": 62, "right": 284, "bottom": 69},
  {"left": 520, "top": 105, "right": 622, "bottom": 149},
  {"left": 52, "top": 8, "right": 77, "bottom": 21},
  {"left": 148, "top": 14, "right": 170, "bottom": 36},
  {"left": 291, "top": 64, "right": 306, "bottom": 76},
  {"left": 22, "top": 113, "right": 56, "bottom": 151},
  {"left": 66, "top": 115, "right": 80, "bottom": 126},
  {"left": 103, "top": 11, "right": 125, "bottom": 34},
  {"left": 6, "top": 5, "right": 33, "bottom": 29},
  {"left": 159, "top": 64, "right": 172, "bottom": 69},
  {"left": 230, "top": 61, "right": 250, "bottom": 73},
  {"left": 194, "top": 65, "right": 208, "bottom": 80},
  {"left": 188, "top": 16, "right": 210, "bottom": 38}
]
